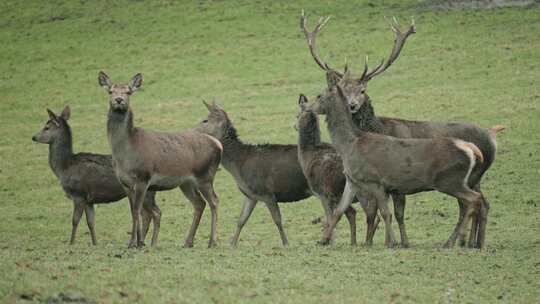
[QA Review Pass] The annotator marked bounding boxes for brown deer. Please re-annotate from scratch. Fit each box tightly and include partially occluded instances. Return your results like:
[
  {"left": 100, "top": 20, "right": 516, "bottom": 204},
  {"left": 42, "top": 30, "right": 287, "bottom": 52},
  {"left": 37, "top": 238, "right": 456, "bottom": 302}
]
[
  {"left": 309, "top": 84, "right": 487, "bottom": 248},
  {"left": 301, "top": 12, "right": 504, "bottom": 249},
  {"left": 98, "top": 72, "right": 222, "bottom": 248},
  {"left": 32, "top": 106, "right": 161, "bottom": 246},
  {"left": 194, "top": 101, "right": 358, "bottom": 246},
  {"left": 296, "top": 95, "right": 380, "bottom": 246}
]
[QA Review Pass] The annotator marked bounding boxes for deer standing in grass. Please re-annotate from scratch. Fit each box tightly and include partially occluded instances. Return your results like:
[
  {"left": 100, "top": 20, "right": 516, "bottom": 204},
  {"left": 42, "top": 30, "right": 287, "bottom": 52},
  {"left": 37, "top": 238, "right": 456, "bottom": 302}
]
[
  {"left": 32, "top": 106, "right": 160, "bottom": 245},
  {"left": 99, "top": 72, "right": 222, "bottom": 248},
  {"left": 194, "top": 101, "right": 358, "bottom": 246},
  {"left": 309, "top": 83, "right": 486, "bottom": 248},
  {"left": 301, "top": 12, "right": 504, "bottom": 248},
  {"left": 296, "top": 95, "right": 381, "bottom": 246}
]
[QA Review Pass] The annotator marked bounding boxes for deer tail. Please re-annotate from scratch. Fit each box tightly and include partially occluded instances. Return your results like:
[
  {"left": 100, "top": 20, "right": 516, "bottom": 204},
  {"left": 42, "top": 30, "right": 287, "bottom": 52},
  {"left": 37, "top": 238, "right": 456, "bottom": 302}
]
[
  {"left": 488, "top": 125, "right": 506, "bottom": 137},
  {"left": 466, "top": 142, "right": 484, "bottom": 164}
]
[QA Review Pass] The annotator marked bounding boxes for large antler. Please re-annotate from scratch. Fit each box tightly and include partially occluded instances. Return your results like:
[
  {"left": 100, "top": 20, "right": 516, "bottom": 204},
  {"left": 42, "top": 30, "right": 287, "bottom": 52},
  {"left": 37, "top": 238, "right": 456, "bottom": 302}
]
[
  {"left": 360, "top": 17, "right": 416, "bottom": 82},
  {"left": 300, "top": 10, "right": 343, "bottom": 77}
]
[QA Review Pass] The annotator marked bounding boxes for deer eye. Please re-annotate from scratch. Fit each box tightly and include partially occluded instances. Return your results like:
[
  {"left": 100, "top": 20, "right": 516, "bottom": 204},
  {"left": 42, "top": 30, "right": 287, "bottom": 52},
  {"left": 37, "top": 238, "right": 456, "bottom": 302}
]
[
  {"left": 202, "top": 119, "right": 208, "bottom": 123},
  {"left": 108, "top": 90, "right": 113, "bottom": 94},
  {"left": 44, "top": 126, "right": 49, "bottom": 130},
  {"left": 126, "top": 91, "right": 132, "bottom": 95}
]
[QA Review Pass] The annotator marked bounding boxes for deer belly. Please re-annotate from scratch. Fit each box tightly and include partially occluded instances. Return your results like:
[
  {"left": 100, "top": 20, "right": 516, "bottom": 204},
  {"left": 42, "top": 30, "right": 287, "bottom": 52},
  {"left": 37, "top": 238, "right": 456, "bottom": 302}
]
[{"left": 148, "top": 174, "right": 195, "bottom": 191}]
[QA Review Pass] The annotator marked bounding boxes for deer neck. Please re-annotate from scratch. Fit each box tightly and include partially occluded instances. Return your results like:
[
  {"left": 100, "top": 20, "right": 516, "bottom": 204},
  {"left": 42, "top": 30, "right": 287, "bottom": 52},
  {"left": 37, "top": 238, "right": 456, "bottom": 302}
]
[
  {"left": 219, "top": 124, "right": 247, "bottom": 170},
  {"left": 325, "top": 97, "right": 361, "bottom": 156},
  {"left": 351, "top": 98, "right": 384, "bottom": 134},
  {"left": 107, "top": 108, "right": 135, "bottom": 156},
  {"left": 298, "top": 112, "right": 321, "bottom": 149},
  {"left": 48, "top": 124, "right": 73, "bottom": 176}
]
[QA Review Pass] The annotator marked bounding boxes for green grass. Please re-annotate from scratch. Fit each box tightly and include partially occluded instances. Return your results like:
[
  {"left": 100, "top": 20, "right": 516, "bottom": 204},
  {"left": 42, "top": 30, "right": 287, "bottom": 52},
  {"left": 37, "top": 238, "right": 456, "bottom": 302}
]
[{"left": 1, "top": 0, "right": 539, "bottom": 303}]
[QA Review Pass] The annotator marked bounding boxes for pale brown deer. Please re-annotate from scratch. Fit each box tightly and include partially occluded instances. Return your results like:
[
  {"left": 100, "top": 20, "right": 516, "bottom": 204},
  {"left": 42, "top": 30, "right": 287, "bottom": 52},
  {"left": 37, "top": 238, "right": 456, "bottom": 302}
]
[
  {"left": 32, "top": 106, "right": 160, "bottom": 246},
  {"left": 99, "top": 72, "right": 222, "bottom": 248},
  {"left": 301, "top": 12, "right": 504, "bottom": 249},
  {"left": 309, "top": 84, "right": 487, "bottom": 248}
]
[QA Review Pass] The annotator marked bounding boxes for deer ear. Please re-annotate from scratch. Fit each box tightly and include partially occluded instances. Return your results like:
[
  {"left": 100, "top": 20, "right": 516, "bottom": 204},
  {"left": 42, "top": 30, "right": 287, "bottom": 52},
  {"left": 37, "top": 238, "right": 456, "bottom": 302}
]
[
  {"left": 129, "top": 73, "right": 143, "bottom": 91},
  {"left": 61, "top": 105, "right": 71, "bottom": 121},
  {"left": 46, "top": 109, "right": 60, "bottom": 126},
  {"left": 202, "top": 100, "right": 213, "bottom": 112},
  {"left": 98, "top": 71, "right": 112, "bottom": 90},
  {"left": 298, "top": 94, "right": 309, "bottom": 110},
  {"left": 326, "top": 71, "right": 341, "bottom": 88}
]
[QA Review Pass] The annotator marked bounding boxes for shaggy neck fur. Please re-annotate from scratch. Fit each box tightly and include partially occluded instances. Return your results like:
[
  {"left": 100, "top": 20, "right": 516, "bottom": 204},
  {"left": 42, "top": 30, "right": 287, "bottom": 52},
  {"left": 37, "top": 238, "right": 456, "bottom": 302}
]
[
  {"left": 219, "top": 122, "right": 247, "bottom": 167},
  {"left": 49, "top": 120, "right": 73, "bottom": 176},
  {"left": 324, "top": 94, "right": 361, "bottom": 156},
  {"left": 298, "top": 111, "right": 321, "bottom": 149},
  {"left": 107, "top": 108, "right": 134, "bottom": 155},
  {"left": 351, "top": 96, "right": 384, "bottom": 134}
]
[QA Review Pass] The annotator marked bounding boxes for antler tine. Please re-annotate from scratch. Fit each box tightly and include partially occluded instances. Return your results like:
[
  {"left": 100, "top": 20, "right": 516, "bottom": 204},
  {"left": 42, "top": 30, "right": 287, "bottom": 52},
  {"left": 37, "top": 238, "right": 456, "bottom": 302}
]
[
  {"left": 361, "top": 16, "right": 416, "bottom": 81},
  {"left": 300, "top": 10, "right": 342, "bottom": 76}
]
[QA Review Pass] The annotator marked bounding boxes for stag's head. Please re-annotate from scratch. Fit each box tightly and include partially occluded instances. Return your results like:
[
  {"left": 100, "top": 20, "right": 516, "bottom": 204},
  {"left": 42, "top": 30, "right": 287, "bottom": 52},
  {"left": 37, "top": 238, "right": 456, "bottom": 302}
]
[
  {"left": 195, "top": 101, "right": 232, "bottom": 141},
  {"left": 32, "top": 106, "right": 71, "bottom": 144},
  {"left": 98, "top": 71, "right": 142, "bottom": 113},
  {"left": 300, "top": 11, "right": 415, "bottom": 113}
]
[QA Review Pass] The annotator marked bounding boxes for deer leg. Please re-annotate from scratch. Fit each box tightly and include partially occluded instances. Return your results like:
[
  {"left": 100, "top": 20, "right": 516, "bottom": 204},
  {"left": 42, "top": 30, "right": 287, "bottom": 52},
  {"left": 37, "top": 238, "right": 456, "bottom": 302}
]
[
  {"left": 344, "top": 206, "right": 357, "bottom": 246},
  {"left": 132, "top": 183, "right": 148, "bottom": 248},
  {"left": 456, "top": 200, "right": 468, "bottom": 247},
  {"left": 443, "top": 189, "right": 482, "bottom": 248},
  {"left": 198, "top": 182, "right": 220, "bottom": 248},
  {"left": 264, "top": 201, "right": 288, "bottom": 247},
  {"left": 70, "top": 200, "right": 85, "bottom": 245},
  {"left": 358, "top": 198, "right": 378, "bottom": 247},
  {"left": 320, "top": 180, "right": 356, "bottom": 246},
  {"left": 84, "top": 204, "right": 97, "bottom": 246},
  {"left": 141, "top": 204, "right": 152, "bottom": 245},
  {"left": 230, "top": 196, "right": 257, "bottom": 247},
  {"left": 148, "top": 192, "right": 161, "bottom": 247},
  {"left": 476, "top": 189, "right": 490, "bottom": 249},
  {"left": 319, "top": 196, "right": 336, "bottom": 244},
  {"left": 392, "top": 194, "right": 409, "bottom": 248},
  {"left": 467, "top": 206, "right": 479, "bottom": 248},
  {"left": 180, "top": 183, "right": 206, "bottom": 248},
  {"left": 373, "top": 190, "right": 396, "bottom": 248}
]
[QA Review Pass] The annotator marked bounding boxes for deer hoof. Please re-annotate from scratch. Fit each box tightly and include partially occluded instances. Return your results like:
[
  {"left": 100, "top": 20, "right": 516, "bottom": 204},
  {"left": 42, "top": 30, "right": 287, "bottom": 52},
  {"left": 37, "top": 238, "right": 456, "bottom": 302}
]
[
  {"left": 317, "top": 239, "right": 331, "bottom": 246},
  {"left": 183, "top": 242, "right": 194, "bottom": 248},
  {"left": 400, "top": 242, "right": 410, "bottom": 249}
]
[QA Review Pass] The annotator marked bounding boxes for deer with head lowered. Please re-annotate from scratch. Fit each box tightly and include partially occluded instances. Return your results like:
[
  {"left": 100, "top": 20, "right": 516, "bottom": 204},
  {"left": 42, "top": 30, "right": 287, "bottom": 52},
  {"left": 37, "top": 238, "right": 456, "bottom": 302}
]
[
  {"left": 308, "top": 84, "right": 488, "bottom": 248},
  {"left": 32, "top": 106, "right": 161, "bottom": 246},
  {"left": 301, "top": 12, "right": 504, "bottom": 249},
  {"left": 99, "top": 72, "right": 223, "bottom": 248},
  {"left": 194, "top": 101, "right": 358, "bottom": 247}
]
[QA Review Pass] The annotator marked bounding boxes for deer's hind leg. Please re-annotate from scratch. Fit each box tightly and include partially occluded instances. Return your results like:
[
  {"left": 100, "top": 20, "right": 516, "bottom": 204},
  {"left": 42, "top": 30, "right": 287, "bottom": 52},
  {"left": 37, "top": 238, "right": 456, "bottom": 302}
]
[
  {"left": 142, "top": 191, "right": 161, "bottom": 247},
  {"left": 391, "top": 194, "right": 409, "bottom": 248},
  {"left": 197, "top": 181, "right": 220, "bottom": 248},
  {"left": 264, "top": 200, "right": 289, "bottom": 247},
  {"left": 84, "top": 204, "right": 97, "bottom": 246},
  {"left": 474, "top": 185, "right": 490, "bottom": 249},
  {"left": 441, "top": 187, "right": 482, "bottom": 249},
  {"left": 180, "top": 182, "right": 206, "bottom": 248},
  {"left": 320, "top": 179, "right": 356, "bottom": 246},
  {"left": 230, "top": 196, "right": 257, "bottom": 247}
]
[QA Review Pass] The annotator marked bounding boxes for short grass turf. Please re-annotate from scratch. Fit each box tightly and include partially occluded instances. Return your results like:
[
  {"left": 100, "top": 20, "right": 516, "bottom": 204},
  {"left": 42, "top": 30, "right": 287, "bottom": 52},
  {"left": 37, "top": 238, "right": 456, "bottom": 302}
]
[{"left": 1, "top": 0, "right": 539, "bottom": 303}]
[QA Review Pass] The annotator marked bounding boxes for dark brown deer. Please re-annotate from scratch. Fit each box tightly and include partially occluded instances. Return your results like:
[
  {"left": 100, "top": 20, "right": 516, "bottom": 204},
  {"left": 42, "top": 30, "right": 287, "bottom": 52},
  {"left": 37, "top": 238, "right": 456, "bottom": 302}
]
[
  {"left": 301, "top": 12, "right": 504, "bottom": 249},
  {"left": 32, "top": 106, "right": 161, "bottom": 246},
  {"left": 310, "top": 84, "right": 487, "bottom": 248},
  {"left": 194, "top": 101, "right": 358, "bottom": 247},
  {"left": 296, "top": 95, "right": 380, "bottom": 246},
  {"left": 99, "top": 72, "right": 222, "bottom": 248}
]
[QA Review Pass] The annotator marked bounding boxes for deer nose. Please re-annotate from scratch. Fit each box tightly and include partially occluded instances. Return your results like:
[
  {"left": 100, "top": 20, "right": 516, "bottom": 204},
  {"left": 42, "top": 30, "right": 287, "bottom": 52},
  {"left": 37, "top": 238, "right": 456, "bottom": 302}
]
[
  {"left": 31, "top": 135, "right": 37, "bottom": 141},
  {"left": 115, "top": 97, "right": 124, "bottom": 104}
]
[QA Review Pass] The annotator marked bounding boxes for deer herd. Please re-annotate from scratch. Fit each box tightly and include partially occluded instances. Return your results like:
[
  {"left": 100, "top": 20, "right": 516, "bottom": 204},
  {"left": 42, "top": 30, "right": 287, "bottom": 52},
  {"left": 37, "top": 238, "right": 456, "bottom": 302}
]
[{"left": 32, "top": 12, "right": 504, "bottom": 251}]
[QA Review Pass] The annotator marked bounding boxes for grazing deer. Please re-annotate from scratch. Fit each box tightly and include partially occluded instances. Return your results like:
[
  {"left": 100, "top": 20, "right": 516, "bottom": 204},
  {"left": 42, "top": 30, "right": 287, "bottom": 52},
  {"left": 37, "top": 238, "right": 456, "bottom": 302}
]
[
  {"left": 310, "top": 84, "right": 487, "bottom": 248},
  {"left": 296, "top": 94, "right": 381, "bottom": 246},
  {"left": 194, "top": 101, "right": 358, "bottom": 246},
  {"left": 98, "top": 72, "right": 222, "bottom": 248},
  {"left": 301, "top": 12, "right": 504, "bottom": 249},
  {"left": 32, "top": 106, "right": 161, "bottom": 245}
]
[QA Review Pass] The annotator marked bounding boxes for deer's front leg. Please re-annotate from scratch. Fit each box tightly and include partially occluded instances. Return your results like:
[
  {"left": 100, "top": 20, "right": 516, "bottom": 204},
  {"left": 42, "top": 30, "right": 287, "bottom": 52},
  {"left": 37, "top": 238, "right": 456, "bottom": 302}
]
[{"left": 320, "top": 180, "right": 356, "bottom": 246}]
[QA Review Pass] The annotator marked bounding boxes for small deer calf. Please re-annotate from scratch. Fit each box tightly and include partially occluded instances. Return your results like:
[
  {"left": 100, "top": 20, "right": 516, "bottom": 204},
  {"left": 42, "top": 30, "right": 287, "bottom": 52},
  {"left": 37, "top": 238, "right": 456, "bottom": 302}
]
[{"left": 32, "top": 106, "right": 160, "bottom": 245}]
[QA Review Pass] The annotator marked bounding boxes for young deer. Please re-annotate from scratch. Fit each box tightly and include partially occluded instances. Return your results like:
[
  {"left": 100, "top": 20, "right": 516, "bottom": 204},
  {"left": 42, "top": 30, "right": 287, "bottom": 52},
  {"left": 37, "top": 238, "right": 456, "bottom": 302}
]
[
  {"left": 32, "top": 106, "right": 160, "bottom": 245},
  {"left": 301, "top": 12, "right": 504, "bottom": 249},
  {"left": 194, "top": 101, "right": 358, "bottom": 247},
  {"left": 99, "top": 72, "right": 222, "bottom": 248},
  {"left": 310, "top": 84, "right": 487, "bottom": 248},
  {"left": 296, "top": 95, "right": 380, "bottom": 246}
]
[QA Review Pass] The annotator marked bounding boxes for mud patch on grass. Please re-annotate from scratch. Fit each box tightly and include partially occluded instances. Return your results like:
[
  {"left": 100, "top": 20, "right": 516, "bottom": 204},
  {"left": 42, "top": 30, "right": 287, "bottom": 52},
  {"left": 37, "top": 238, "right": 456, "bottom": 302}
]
[{"left": 419, "top": 0, "right": 539, "bottom": 10}]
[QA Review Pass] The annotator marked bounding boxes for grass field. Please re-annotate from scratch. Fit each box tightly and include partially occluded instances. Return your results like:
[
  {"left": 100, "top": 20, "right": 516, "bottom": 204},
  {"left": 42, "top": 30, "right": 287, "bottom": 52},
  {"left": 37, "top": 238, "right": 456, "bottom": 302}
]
[{"left": 1, "top": 0, "right": 539, "bottom": 303}]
